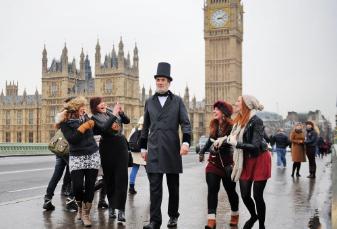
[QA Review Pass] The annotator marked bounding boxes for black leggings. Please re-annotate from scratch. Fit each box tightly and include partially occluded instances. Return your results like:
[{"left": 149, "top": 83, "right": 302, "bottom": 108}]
[
  {"left": 71, "top": 169, "right": 98, "bottom": 203},
  {"left": 292, "top": 162, "right": 301, "bottom": 175},
  {"left": 206, "top": 172, "right": 239, "bottom": 214},
  {"left": 239, "top": 180, "right": 267, "bottom": 225}
]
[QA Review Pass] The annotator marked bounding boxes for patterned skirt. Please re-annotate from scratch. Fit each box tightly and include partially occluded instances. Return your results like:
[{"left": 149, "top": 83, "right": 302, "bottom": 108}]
[{"left": 69, "top": 151, "right": 101, "bottom": 172}]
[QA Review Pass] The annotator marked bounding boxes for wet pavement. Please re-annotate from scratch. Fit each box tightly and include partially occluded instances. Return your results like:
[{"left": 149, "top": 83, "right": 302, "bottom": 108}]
[
  {"left": 332, "top": 145, "right": 337, "bottom": 229},
  {"left": 0, "top": 151, "right": 333, "bottom": 229}
]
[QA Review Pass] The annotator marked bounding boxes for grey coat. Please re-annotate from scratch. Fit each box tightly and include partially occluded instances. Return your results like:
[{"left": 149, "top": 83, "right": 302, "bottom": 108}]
[{"left": 141, "top": 92, "right": 191, "bottom": 174}]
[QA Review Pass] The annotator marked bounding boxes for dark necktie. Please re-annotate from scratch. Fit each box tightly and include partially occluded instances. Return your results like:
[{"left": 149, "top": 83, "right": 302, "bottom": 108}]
[{"left": 155, "top": 91, "right": 169, "bottom": 97}]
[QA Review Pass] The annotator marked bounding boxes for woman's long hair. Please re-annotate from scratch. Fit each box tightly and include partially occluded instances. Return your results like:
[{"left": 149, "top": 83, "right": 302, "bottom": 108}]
[
  {"left": 209, "top": 116, "right": 233, "bottom": 139},
  {"left": 233, "top": 99, "right": 251, "bottom": 127}
]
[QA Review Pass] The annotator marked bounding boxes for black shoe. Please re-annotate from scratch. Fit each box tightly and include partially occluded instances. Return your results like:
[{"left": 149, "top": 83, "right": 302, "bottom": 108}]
[
  {"left": 43, "top": 197, "right": 55, "bottom": 211},
  {"left": 109, "top": 207, "right": 116, "bottom": 219},
  {"left": 98, "top": 199, "right": 109, "bottom": 209},
  {"left": 296, "top": 173, "right": 301, "bottom": 177},
  {"left": 66, "top": 197, "right": 78, "bottom": 212},
  {"left": 167, "top": 217, "right": 178, "bottom": 227},
  {"left": 307, "top": 174, "right": 316, "bottom": 179},
  {"left": 117, "top": 210, "right": 126, "bottom": 223},
  {"left": 243, "top": 215, "right": 258, "bottom": 229},
  {"left": 291, "top": 173, "right": 294, "bottom": 177},
  {"left": 143, "top": 222, "right": 161, "bottom": 229},
  {"left": 129, "top": 186, "right": 137, "bottom": 195}
]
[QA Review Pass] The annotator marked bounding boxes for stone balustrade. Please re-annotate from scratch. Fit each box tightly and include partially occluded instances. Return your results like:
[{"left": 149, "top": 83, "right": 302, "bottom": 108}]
[{"left": 0, "top": 143, "right": 52, "bottom": 156}]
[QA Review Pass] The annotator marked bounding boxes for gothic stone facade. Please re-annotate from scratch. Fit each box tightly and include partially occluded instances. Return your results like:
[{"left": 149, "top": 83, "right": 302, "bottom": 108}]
[
  {"left": 0, "top": 1, "right": 244, "bottom": 145},
  {"left": 0, "top": 38, "right": 143, "bottom": 143}
]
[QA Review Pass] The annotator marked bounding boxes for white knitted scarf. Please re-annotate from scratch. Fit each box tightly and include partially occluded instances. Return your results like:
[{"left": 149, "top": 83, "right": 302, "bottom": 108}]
[{"left": 230, "top": 110, "right": 257, "bottom": 181}]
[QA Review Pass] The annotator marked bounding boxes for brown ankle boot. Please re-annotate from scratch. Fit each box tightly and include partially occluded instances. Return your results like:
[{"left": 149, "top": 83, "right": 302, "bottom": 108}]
[
  {"left": 205, "top": 219, "right": 216, "bottom": 229},
  {"left": 82, "top": 202, "right": 92, "bottom": 227},
  {"left": 230, "top": 215, "right": 239, "bottom": 226},
  {"left": 76, "top": 201, "right": 82, "bottom": 220}
]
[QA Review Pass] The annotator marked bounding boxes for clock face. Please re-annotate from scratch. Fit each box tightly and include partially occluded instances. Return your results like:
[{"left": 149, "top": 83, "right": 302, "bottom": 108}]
[{"left": 210, "top": 9, "right": 228, "bottom": 28}]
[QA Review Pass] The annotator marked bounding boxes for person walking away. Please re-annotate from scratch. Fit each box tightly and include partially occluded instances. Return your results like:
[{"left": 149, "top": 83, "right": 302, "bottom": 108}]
[
  {"left": 128, "top": 116, "right": 146, "bottom": 194},
  {"left": 141, "top": 62, "right": 192, "bottom": 229},
  {"left": 304, "top": 121, "right": 318, "bottom": 178},
  {"left": 90, "top": 97, "right": 130, "bottom": 224},
  {"left": 215, "top": 95, "right": 271, "bottom": 229},
  {"left": 43, "top": 97, "right": 77, "bottom": 212},
  {"left": 60, "top": 96, "right": 100, "bottom": 227},
  {"left": 290, "top": 123, "right": 306, "bottom": 177},
  {"left": 317, "top": 136, "right": 324, "bottom": 158},
  {"left": 270, "top": 128, "right": 290, "bottom": 168},
  {"left": 198, "top": 100, "right": 239, "bottom": 228}
]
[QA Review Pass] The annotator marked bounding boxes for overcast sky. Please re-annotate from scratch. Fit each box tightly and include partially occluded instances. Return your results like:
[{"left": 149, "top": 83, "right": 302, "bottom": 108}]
[{"left": 0, "top": 0, "right": 336, "bottom": 126}]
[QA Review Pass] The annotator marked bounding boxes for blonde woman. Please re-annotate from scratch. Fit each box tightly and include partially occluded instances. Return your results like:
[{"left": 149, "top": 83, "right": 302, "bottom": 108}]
[
  {"left": 128, "top": 116, "right": 147, "bottom": 194},
  {"left": 217, "top": 95, "right": 271, "bottom": 229},
  {"left": 60, "top": 96, "right": 100, "bottom": 227}
]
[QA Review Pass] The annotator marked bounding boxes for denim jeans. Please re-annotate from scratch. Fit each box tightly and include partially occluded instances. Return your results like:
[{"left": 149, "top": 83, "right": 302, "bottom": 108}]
[
  {"left": 45, "top": 155, "right": 72, "bottom": 198},
  {"left": 276, "top": 148, "right": 287, "bottom": 167},
  {"left": 129, "top": 164, "right": 140, "bottom": 185}
]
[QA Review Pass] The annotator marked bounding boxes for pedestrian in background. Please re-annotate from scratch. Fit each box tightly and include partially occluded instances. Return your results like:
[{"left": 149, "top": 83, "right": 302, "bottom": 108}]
[
  {"left": 60, "top": 96, "right": 100, "bottom": 227},
  {"left": 304, "top": 121, "right": 318, "bottom": 178},
  {"left": 43, "top": 97, "right": 77, "bottom": 212},
  {"left": 199, "top": 100, "right": 239, "bottom": 228},
  {"left": 270, "top": 128, "right": 290, "bottom": 168},
  {"left": 128, "top": 116, "right": 146, "bottom": 195},
  {"left": 221, "top": 95, "right": 271, "bottom": 229},
  {"left": 141, "top": 62, "right": 192, "bottom": 229},
  {"left": 90, "top": 97, "right": 130, "bottom": 224},
  {"left": 317, "top": 136, "right": 324, "bottom": 158},
  {"left": 290, "top": 123, "right": 306, "bottom": 177}
]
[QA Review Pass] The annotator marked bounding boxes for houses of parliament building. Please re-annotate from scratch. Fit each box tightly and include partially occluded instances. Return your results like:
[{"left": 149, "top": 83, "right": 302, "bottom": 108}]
[{"left": 0, "top": 0, "right": 243, "bottom": 145}]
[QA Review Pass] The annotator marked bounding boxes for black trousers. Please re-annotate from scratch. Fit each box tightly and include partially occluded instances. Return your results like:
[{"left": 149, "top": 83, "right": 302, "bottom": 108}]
[
  {"left": 206, "top": 172, "right": 239, "bottom": 214},
  {"left": 46, "top": 155, "right": 73, "bottom": 198},
  {"left": 71, "top": 169, "right": 98, "bottom": 203},
  {"left": 306, "top": 146, "right": 316, "bottom": 175},
  {"left": 100, "top": 136, "right": 129, "bottom": 210},
  {"left": 147, "top": 173, "right": 180, "bottom": 225}
]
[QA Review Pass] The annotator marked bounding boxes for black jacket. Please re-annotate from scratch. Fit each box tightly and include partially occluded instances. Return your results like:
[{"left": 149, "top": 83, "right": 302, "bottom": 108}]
[
  {"left": 92, "top": 112, "right": 130, "bottom": 140},
  {"left": 304, "top": 129, "right": 318, "bottom": 147},
  {"left": 60, "top": 117, "right": 98, "bottom": 156},
  {"left": 236, "top": 115, "right": 268, "bottom": 157},
  {"left": 270, "top": 132, "right": 290, "bottom": 149}
]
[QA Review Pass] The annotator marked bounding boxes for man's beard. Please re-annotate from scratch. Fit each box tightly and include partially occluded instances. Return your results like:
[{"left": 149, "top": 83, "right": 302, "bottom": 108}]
[{"left": 156, "top": 87, "right": 168, "bottom": 94}]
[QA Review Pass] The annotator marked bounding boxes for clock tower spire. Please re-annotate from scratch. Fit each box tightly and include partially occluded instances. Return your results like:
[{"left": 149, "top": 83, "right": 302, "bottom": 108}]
[{"left": 204, "top": 0, "right": 243, "bottom": 124}]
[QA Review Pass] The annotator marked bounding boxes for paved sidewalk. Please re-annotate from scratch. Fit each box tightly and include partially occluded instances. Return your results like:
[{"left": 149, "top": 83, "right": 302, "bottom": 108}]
[
  {"left": 0, "top": 153, "right": 332, "bottom": 229},
  {"left": 332, "top": 145, "right": 337, "bottom": 229}
]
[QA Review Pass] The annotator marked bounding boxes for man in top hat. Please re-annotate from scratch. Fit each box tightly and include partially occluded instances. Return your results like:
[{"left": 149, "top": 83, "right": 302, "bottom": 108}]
[{"left": 141, "top": 62, "right": 192, "bottom": 229}]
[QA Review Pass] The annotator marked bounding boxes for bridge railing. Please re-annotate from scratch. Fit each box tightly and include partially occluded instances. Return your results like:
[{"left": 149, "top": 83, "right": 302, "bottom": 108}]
[{"left": 0, "top": 143, "right": 52, "bottom": 157}]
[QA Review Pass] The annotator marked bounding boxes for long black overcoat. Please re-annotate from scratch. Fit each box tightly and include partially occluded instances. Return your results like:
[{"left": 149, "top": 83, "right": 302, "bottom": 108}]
[{"left": 141, "top": 93, "right": 191, "bottom": 174}]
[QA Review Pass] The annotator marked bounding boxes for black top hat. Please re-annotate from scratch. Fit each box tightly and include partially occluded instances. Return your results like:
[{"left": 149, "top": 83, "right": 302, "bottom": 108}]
[{"left": 154, "top": 62, "right": 172, "bottom": 81}]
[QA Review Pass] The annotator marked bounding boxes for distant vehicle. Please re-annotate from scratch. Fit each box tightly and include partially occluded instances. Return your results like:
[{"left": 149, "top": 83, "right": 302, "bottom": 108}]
[{"left": 195, "top": 135, "right": 208, "bottom": 154}]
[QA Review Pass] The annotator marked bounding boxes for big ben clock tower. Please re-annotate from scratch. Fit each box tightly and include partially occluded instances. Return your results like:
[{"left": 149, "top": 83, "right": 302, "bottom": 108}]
[{"left": 204, "top": 0, "right": 243, "bottom": 124}]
